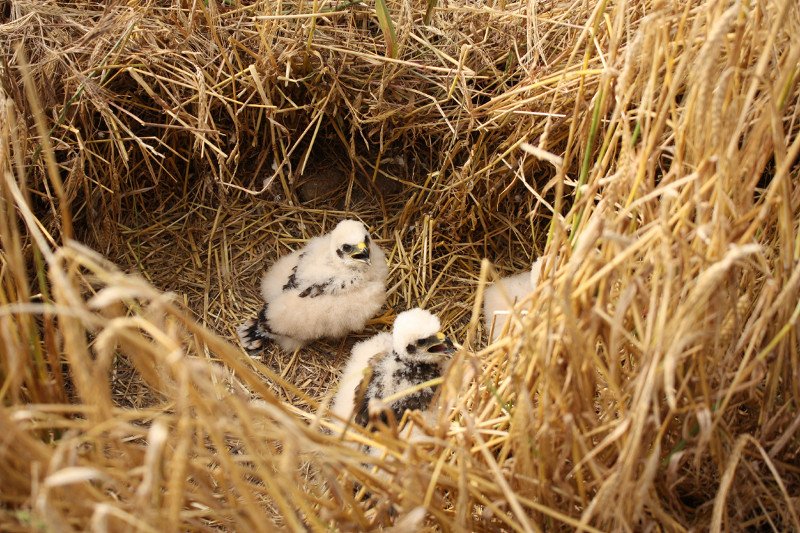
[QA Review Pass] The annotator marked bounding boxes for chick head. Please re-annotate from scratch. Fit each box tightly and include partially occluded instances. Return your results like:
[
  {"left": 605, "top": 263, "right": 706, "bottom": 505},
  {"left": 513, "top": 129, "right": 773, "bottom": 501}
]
[
  {"left": 331, "top": 219, "right": 372, "bottom": 267},
  {"left": 392, "top": 308, "right": 455, "bottom": 362}
]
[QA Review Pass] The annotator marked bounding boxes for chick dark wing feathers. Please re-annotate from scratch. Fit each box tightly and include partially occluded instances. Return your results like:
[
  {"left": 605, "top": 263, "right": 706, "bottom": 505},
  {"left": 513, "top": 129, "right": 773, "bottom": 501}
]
[
  {"left": 353, "top": 352, "right": 442, "bottom": 429},
  {"left": 397, "top": 359, "right": 442, "bottom": 383},
  {"left": 384, "top": 358, "right": 441, "bottom": 424},
  {"left": 281, "top": 251, "right": 350, "bottom": 298},
  {"left": 237, "top": 305, "right": 275, "bottom": 351},
  {"left": 298, "top": 280, "right": 334, "bottom": 298},
  {"left": 282, "top": 266, "right": 299, "bottom": 290}
]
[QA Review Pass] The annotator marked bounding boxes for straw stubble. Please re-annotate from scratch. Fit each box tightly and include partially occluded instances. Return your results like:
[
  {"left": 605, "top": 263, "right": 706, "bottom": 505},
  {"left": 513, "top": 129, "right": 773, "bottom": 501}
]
[{"left": 1, "top": 0, "right": 798, "bottom": 531}]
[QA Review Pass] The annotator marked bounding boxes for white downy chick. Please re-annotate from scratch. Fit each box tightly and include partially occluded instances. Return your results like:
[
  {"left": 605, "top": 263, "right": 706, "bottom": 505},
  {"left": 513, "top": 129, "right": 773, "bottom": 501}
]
[
  {"left": 483, "top": 256, "right": 544, "bottom": 342},
  {"left": 330, "top": 308, "right": 455, "bottom": 431},
  {"left": 238, "top": 219, "right": 388, "bottom": 352}
]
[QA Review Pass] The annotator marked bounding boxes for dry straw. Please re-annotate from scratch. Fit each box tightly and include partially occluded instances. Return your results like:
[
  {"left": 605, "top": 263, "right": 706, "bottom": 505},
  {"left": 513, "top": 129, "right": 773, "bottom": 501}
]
[{"left": 1, "top": 0, "right": 799, "bottom": 530}]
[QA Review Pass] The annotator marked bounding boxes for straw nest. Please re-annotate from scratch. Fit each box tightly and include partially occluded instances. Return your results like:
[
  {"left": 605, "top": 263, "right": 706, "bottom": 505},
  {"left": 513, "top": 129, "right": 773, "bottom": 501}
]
[{"left": 2, "top": 0, "right": 799, "bottom": 530}]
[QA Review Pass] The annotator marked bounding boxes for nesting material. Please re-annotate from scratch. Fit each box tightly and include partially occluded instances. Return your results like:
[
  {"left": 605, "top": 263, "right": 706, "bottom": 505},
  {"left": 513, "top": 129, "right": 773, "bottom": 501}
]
[
  {"left": 483, "top": 257, "right": 545, "bottom": 341},
  {"left": 2, "top": 0, "right": 799, "bottom": 531},
  {"left": 237, "top": 219, "right": 388, "bottom": 352}
]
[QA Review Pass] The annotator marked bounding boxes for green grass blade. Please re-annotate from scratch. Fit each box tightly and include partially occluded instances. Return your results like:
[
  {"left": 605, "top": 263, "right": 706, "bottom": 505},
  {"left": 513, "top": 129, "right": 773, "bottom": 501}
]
[
  {"left": 375, "top": 0, "right": 397, "bottom": 58},
  {"left": 423, "top": 0, "right": 438, "bottom": 24}
]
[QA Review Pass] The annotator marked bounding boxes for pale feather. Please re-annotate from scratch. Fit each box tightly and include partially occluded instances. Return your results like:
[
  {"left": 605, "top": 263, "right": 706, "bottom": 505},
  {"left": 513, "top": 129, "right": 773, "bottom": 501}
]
[{"left": 483, "top": 257, "right": 544, "bottom": 341}]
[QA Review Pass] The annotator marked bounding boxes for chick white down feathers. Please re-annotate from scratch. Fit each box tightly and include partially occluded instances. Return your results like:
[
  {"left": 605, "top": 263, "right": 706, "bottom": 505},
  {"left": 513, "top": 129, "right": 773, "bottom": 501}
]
[
  {"left": 329, "top": 308, "right": 454, "bottom": 431},
  {"left": 238, "top": 219, "right": 388, "bottom": 352},
  {"left": 483, "top": 256, "right": 544, "bottom": 341}
]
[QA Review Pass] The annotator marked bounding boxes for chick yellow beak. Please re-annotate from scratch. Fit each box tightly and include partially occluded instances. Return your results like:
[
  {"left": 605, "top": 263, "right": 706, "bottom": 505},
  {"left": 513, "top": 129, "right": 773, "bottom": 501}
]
[
  {"left": 420, "top": 331, "right": 455, "bottom": 356},
  {"left": 350, "top": 241, "right": 370, "bottom": 264}
]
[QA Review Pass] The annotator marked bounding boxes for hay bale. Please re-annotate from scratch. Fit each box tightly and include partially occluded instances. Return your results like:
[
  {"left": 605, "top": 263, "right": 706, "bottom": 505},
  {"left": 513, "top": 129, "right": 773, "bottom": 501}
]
[{"left": 1, "top": 0, "right": 799, "bottom": 531}]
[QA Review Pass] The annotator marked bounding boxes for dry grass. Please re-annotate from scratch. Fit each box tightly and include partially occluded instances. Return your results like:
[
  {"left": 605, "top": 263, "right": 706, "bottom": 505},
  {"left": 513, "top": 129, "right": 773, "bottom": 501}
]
[{"left": 1, "top": 0, "right": 800, "bottom": 530}]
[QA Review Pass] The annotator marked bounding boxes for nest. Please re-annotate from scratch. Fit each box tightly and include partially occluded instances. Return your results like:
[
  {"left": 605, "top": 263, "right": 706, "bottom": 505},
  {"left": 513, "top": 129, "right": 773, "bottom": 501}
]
[{"left": 1, "top": 0, "right": 799, "bottom": 531}]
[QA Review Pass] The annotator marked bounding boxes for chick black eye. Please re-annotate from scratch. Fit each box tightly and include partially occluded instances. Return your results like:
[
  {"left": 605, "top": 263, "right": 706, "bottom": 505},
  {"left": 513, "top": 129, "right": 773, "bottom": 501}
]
[{"left": 341, "top": 244, "right": 352, "bottom": 253}]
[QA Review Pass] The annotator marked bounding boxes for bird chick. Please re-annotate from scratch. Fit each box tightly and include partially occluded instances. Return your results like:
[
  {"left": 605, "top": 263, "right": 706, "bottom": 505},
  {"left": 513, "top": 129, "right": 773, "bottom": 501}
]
[
  {"left": 330, "top": 308, "right": 455, "bottom": 430},
  {"left": 238, "top": 219, "right": 388, "bottom": 352},
  {"left": 483, "top": 256, "right": 545, "bottom": 341}
]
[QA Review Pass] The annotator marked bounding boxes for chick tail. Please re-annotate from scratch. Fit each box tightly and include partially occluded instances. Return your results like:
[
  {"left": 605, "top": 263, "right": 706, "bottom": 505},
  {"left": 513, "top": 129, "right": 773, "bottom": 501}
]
[{"left": 237, "top": 306, "right": 273, "bottom": 353}]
